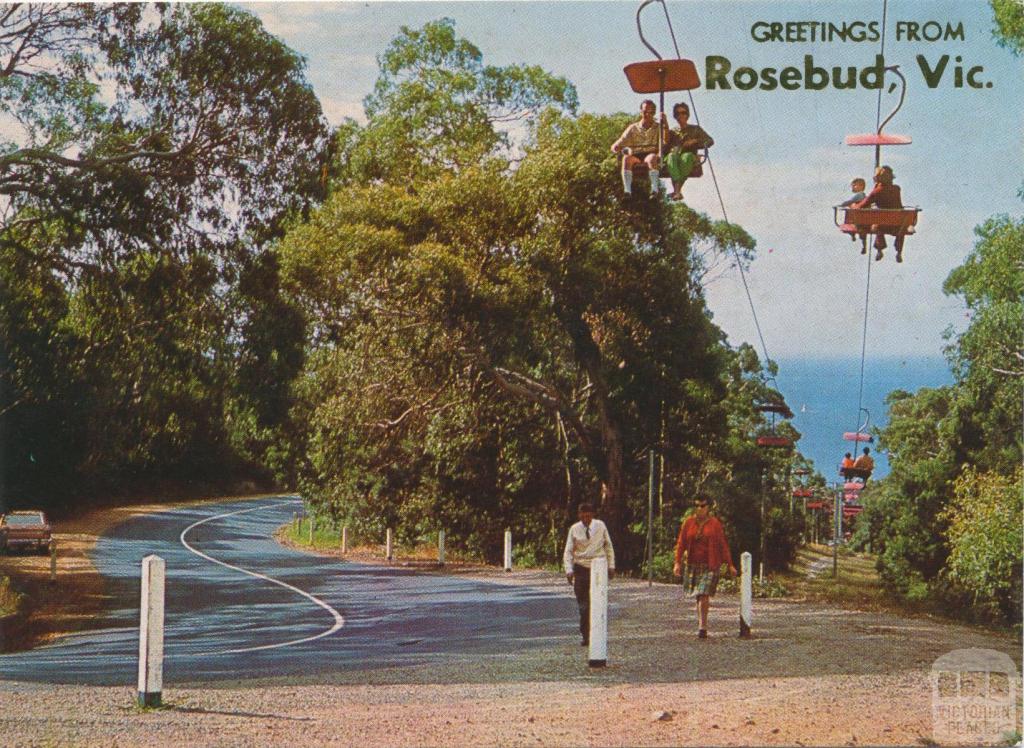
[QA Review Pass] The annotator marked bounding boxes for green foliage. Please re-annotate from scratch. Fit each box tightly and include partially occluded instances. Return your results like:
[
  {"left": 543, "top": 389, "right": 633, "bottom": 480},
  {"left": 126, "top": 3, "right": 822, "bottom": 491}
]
[
  {"left": 763, "top": 506, "right": 805, "bottom": 570},
  {"left": 335, "top": 18, "right": 577, "bottom": 186},
  {"left": 717, "top": 573, "right": 789, "bottom": 598},
  {"left": 0, "top": 5, "right": 327, "bottom": 509},
  {"left": 866, "top": 208, "right": 1023, "bottom": 623},
  {"left": 280, "top": 19, "right": 806, "bottom": 570},
  {"left": 0, "top": 576, "right": 25, "bottom": 617},
  {"left": 941, "top": 466, "right": 1023, "bottom": 620},
  {"left": 990, "top": 0, "right": 1024, "bottom": 55}
]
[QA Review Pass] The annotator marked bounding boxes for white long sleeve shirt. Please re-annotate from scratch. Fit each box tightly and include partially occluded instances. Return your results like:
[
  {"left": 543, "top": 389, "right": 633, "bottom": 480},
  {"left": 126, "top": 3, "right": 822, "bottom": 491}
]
[{"left": 563, "top": 519, "right": 615, "bottom": 574}]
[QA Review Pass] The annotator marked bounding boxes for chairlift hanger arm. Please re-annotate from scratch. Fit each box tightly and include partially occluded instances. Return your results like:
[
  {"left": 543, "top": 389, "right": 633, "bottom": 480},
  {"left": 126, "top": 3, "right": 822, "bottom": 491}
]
[
  {"left": 636, "top": 0, "right": 665, "bottom": 60},
  {"left": 877, "top": 66, "right": 907, "bottom": 137}
]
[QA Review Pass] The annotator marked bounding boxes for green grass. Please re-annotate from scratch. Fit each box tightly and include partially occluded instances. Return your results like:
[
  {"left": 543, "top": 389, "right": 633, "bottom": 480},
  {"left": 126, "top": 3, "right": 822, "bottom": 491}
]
[
  {"left": 282, "top": 518, "right": 486, "bottom": 564},
  {"left": 283, "top": 516, "right": 345, "bottom": 550},
  {"left": 779, "top": 543, "right": 897, "bottom": 610}
]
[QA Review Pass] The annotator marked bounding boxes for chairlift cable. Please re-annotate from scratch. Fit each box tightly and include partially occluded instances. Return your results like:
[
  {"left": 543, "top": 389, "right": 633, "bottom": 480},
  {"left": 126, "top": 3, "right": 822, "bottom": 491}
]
[
  {"left": 628, "top": 0, "right": 778, "bottom": 395},
  {"left": 660, "top": 1, "right": 682, "bottom": 60},
  {"left": 874, "top": 0, "right": 889, "bottom": 152},
  {"left": 852, "top": 0, "right": 889, "bottom": 452},
  {"left": 660, "top": 8, "right": 777, "bottom": 390}
]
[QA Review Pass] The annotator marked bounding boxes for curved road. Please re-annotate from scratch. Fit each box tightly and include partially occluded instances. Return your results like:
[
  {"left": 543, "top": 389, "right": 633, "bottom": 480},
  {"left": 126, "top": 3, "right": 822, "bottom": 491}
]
[{"left": 0, "top": 497, "right": 575, "bottom": 685}]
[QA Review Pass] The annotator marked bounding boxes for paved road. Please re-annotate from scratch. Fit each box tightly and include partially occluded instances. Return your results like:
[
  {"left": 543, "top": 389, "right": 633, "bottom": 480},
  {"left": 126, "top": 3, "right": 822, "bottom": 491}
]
[{"left": 0, "top": 498, "right": 576, "bottom": 685}]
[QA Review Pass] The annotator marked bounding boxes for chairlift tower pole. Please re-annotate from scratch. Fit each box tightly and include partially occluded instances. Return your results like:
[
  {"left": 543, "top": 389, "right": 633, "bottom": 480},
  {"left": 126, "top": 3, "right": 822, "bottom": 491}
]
[
  {"left": 759, "top": 468, "right": 767, "bottom": 581},
  {"left": 647, "top": 449, "right": 655, "bottom": 587},
  {"left": 833, "top": 484, "right": 841, "bottom": 578}
]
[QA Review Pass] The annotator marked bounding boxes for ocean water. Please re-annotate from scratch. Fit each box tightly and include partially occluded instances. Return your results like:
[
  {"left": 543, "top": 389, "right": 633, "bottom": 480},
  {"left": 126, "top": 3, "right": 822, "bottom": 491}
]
[{"left": 772, "top": 355, "right": 954, "bottom": 480}]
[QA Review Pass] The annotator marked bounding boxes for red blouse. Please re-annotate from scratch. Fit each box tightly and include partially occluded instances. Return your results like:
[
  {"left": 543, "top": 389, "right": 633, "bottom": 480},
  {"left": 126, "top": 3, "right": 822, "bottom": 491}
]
[{"left": 674, "top": 515, "right": 733, "bottom": 570}]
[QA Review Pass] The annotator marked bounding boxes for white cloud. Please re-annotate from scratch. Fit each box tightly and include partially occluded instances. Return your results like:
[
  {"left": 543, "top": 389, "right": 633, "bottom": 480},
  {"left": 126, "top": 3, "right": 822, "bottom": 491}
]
[
  {"left": 318, "top": 96, "right": 367, "bottom": 125},
  {"left": 245, "top": 3, "right": 356, "bottom": 39}
]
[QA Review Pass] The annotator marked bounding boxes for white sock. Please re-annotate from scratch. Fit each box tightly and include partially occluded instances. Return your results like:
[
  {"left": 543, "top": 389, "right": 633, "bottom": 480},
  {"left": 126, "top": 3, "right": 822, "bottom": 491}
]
[
  {"left": 622, "top": 170, "right": 633, "bottom": 194},
  {"left": 649, "top": 169, "right": 661, "bottom": 192}
]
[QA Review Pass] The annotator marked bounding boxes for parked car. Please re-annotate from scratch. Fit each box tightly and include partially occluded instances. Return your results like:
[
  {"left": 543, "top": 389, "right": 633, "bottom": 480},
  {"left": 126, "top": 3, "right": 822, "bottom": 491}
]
[{"left": 0, "top": 511, "right": 53, "bottom": 555}]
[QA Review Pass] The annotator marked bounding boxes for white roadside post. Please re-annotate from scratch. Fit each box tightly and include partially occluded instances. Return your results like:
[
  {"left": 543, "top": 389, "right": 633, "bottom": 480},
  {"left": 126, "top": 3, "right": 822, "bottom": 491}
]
[
  {"left": 341, "top": 526, "right": 348, "bottom": 554},
  {"left": 503, "top": 529, "right": 512, "bottom": 572},
  {"left": 588, "top": 556, "right": 608, "bottom": 667},
  {"left": 739, "top": 551, "right": 752, "bottom": 638},
  {"left": 308, "top": 515, "right": 315, "bottom": 545},
  {"left": 137, "top": 554, "right": 166, "bottom": 708},
  {"left": 386, "top": 528, "right": 393, "bottom": 562},
  {"left": 438, "top": 529, "right": 446, "bottom": 566}
]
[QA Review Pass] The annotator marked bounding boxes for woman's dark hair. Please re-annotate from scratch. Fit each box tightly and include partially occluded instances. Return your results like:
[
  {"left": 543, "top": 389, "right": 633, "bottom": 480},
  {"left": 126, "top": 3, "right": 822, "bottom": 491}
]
[{"left": 673, "top": 102, "right": 690, "bottom": 117}]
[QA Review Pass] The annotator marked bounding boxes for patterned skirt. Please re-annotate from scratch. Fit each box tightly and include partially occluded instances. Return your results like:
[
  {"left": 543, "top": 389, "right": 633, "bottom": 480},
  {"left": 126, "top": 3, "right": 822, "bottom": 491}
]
[{"left": 685, "top": 563, "right": 720, "bottom": 598}]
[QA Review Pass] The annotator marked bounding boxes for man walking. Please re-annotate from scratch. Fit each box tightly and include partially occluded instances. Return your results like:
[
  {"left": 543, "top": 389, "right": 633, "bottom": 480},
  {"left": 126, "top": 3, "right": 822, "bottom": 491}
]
[{"left": 563, "top": 503, "right": 615, "bottom": 646}]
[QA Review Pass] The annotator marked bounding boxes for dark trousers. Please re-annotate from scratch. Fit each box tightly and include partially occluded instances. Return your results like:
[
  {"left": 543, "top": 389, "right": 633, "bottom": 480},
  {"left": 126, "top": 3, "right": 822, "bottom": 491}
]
[{"left": 572, "top": 563, "right": 590, "bottom": 641}]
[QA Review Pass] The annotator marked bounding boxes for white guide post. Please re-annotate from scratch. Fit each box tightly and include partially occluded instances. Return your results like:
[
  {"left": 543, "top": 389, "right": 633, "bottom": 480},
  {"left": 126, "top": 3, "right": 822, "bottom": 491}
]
[
  {"left": 137, "top": 554, "right": 166, "bottom": 707},
  {"left": 386, "top": 528, "right": 393, "bottom": 562},
  {"left": 438, "top": 529, "right": 446, "bottom": 566},
  {"left": 341, "top": 526, "right": 348, "bottom": 554},
  {"left": 503, "top": 529, "right": 512, "bottom": 572},
  {"left": 739, "top": 551, "right": 752, "bottom": 638},
  {"left": 308, "top": 515, "right": 315, "bottom": 544},
  {"left": 588, "top": 556, "right": 608, "bottom": 667}
]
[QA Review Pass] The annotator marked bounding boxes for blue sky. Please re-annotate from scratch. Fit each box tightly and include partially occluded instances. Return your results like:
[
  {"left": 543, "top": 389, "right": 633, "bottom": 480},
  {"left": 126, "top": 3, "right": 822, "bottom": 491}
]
[{"left": 245, "top": 1, "right": 1022, "bottom": 364}]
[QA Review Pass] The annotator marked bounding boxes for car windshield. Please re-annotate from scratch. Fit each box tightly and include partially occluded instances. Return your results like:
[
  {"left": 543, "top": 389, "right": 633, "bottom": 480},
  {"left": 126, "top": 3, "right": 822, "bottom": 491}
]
[{"left": 5, "top": 515, "right": 43, "bottom": 526}]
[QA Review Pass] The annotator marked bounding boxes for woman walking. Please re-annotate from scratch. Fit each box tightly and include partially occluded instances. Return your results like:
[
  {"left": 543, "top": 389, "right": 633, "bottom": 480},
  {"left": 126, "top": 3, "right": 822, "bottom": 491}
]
[{"left": 673, "top": 497, "right": 737, "bottom": 638}]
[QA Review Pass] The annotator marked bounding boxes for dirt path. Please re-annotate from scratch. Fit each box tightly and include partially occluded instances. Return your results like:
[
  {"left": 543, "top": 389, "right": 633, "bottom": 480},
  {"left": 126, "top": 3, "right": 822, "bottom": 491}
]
[{"left": 0, "top": 498, "right": 1020, "bottom": 747}]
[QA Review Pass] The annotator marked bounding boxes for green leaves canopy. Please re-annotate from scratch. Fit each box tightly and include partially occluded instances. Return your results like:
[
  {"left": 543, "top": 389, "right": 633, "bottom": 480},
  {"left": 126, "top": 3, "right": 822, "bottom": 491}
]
[
  {"left": 277, "top": 16, "right": 784, "bottom": 563},
  {"left": 861, "top": 209, "right": 1023, "bottom": 621},
  {"left": 1, "top": 4, "right": 326, "bottom": 506}
]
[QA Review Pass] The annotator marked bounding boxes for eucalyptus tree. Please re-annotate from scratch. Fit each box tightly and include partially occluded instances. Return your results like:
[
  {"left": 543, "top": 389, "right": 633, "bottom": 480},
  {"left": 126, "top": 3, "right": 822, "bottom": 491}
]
[
  {"left": 861, "top": 213, "right": 1022, "bottom": 618},
  {"left": 0, "top": 3, "right": 327, "bottom": 503},
  {"left": 279, "top": 20, "right": 773, "bottom": 562}
]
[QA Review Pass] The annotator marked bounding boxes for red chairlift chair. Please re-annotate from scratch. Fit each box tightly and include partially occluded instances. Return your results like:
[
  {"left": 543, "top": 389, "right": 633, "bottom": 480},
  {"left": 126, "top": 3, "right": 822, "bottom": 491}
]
[
  {"left": 840, "top": 410, "right": 875, "bottom": 480},
  {"left": 755, "top": 400, "right": 794, "bottom": 449},
  {"left": 833, "top": 65, "right": 922, "bottom": 255},
  {"left": 757, "top": 435, "right": 793, "bottom": 448}
]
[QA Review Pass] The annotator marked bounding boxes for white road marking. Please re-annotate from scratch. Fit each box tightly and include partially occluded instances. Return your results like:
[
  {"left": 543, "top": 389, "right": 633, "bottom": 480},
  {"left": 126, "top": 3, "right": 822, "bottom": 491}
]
[{"left": 178, "top": 499, "right": 345, "bottom": 655}]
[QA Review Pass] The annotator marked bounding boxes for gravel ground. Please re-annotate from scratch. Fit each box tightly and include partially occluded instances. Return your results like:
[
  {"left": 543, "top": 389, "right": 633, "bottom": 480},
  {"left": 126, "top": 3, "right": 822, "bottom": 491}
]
[{"left": 0, "top": 500, "right": 1021, "bottom": 747}]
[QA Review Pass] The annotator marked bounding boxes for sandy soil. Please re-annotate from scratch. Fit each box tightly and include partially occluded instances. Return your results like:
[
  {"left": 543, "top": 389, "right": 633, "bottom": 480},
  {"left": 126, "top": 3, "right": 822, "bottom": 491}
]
[{"left": 0, "top": 497, "right": 1021, "bottom": 747}]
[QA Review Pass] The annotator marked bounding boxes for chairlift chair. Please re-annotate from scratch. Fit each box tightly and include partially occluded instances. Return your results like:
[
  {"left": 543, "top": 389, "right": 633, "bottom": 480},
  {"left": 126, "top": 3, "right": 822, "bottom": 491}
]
[
  {"left": 755, "top": 400, "right": 794, "bottom": 449},
  {"left": 833, "top": 65, "right": 922, "bottom": 253},
  {"left": 621, "top": 0, "right": 707, "bottom": 185}
]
